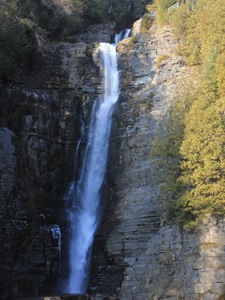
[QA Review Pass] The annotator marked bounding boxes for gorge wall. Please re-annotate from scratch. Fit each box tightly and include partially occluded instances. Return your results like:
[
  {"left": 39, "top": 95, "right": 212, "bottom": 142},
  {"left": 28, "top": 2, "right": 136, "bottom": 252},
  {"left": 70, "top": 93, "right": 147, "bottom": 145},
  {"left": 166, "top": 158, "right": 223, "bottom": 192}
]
[
  {"left": 0, "top": 18, "right": 225, "bottom": 300},
  {"left": 0, "top": 22, "right": 115, "bottom": 299},
  {"left": 89, "top": 23, "right": 225, "bottom": 300}
]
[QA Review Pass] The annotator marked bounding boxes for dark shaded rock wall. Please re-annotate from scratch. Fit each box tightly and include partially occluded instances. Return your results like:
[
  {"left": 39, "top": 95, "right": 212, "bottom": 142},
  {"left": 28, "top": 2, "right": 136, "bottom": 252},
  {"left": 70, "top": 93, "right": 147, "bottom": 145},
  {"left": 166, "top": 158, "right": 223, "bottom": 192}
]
[{"left": 0, "top": 23, "right": 114, "bottom": 297}]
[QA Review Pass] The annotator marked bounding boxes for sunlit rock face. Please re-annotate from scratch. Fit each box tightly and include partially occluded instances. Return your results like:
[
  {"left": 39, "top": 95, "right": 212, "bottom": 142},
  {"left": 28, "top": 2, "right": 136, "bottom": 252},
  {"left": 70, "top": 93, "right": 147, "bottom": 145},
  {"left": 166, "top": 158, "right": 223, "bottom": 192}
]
[{"left": 89, "top": 25, "right": 225, "bottom": 300}]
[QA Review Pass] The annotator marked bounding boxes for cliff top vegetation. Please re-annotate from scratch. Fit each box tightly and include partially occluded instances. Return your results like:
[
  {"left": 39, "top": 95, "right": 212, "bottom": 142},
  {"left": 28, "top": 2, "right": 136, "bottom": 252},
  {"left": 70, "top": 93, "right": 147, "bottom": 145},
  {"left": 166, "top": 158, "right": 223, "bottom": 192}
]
[
  {"left": 0, "top": 0, "right": 151, "bottom": 81},
  {"left": 150, "top": 0, "right": 225, "bottom": 230}
]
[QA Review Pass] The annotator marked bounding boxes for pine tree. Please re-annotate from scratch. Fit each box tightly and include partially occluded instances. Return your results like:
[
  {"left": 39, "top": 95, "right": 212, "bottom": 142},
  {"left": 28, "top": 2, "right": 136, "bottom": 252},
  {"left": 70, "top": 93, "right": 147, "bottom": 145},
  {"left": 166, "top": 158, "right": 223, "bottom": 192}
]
[{"left": 179, "top": 81, "right": 225, "bottom": 223}]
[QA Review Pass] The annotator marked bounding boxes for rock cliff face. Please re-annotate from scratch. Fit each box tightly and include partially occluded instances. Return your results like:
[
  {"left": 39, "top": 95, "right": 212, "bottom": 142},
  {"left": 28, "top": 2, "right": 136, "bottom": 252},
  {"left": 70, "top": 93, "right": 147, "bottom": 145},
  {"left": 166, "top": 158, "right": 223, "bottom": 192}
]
[
  {"left": 89, "top": 24, "right": 225, "bottom": 300},
  {"left": 0, "top": 23, "right": 115, "bottom": 298},
  {"left": 0, "top": 19, "right": 225, "bottom": 300}
]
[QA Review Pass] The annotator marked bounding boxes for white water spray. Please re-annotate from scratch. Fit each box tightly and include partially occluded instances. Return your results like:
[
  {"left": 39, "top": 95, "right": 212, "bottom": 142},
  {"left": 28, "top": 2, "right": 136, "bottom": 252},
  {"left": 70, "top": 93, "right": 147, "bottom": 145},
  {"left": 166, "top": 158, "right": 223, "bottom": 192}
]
[
  {"left": 113, "top": 29, "right": 131, "bottom": 45},
  {"left": 66, "top": 43, "right": 119, "bottom": 294}
]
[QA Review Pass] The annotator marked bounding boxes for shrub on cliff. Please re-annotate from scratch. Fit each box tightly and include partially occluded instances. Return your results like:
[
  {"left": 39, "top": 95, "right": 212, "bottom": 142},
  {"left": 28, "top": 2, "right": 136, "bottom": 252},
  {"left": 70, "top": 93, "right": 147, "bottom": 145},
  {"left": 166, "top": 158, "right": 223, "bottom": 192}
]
[
  {"left": 151, "top": 77, "right": 225, "bottom": 229},
  {"left": 0, "top": 0, "right": 152, "bottom": 80},
  {"left": 151, "top": 0, "right": 225, "bottom": 229},
  {"left": 165, "top": 0, "right": 225, "bottom": 72},
  {"left": 150, "top": 84, "right": 194, "bottom": 224},
  {"left": 84, "top": 0, "right": 109, "bottom": 22},
  {"left": 0, "top": 0, "right": 84, "bottom": 80},
  {"left": 154, "top": 0, "right": 177, "bottom": 25},
  {"left": 179, "top": 80, "right": 225, "bottom": 228},
  {"left": 14, "top": 0, "right": 84, "bottom": 38},
  {"left": 84, "top": 0, "right": 151, "bottom": 27},
  {"left": 0, "top": 1, "right": 38, "bottom": 79},
  {"left": 140, "top": 12, "right": 154, "bottom": 35}
]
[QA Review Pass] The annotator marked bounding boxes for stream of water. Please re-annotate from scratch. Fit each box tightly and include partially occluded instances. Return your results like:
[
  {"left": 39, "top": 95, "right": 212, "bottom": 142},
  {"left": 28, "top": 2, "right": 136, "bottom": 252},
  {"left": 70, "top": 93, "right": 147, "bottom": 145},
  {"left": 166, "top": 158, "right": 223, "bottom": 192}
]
[{"left": 66, "top": 42, "right": 120, "bottom": 293}]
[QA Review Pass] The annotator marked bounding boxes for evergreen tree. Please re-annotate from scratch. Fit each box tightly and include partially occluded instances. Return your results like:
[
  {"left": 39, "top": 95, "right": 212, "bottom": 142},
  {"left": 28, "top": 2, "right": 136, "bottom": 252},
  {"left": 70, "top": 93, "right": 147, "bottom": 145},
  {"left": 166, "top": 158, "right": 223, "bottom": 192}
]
[
  {"left": 179, "top": 81, "right": 225, "bottom": 223},
  {"left": 150, "top": 87, "right": 193, "bottom": 221},
  {"left": 151, "top": 0, "right": 225, "bottom": 229}
]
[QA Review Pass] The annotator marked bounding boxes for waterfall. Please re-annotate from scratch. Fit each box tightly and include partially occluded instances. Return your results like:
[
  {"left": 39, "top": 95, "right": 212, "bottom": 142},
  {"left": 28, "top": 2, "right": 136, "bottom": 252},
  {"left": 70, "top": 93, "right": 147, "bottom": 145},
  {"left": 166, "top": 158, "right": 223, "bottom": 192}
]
[
  {"left": 113, "top": 29, "right": 131, "bottom": 45},
  {"left": 65, "top": 43, "right": 119, "bottom": 294}
]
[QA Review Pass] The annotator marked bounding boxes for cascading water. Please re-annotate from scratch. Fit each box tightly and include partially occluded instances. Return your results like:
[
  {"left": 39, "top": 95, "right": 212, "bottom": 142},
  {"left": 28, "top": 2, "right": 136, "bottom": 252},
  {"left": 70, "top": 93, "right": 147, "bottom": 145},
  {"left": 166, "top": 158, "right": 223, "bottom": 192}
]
[
  {"left": 65, "top": 42, "right": 120, "bottom": 294},
  {"left": 113, "top": 29, "right": 131, "bottom": 45}
]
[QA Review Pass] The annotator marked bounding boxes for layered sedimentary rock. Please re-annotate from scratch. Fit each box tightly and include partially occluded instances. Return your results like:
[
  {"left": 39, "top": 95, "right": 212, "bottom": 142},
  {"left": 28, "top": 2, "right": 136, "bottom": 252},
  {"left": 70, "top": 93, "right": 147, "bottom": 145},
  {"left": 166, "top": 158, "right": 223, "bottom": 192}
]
[
  {"left": 1, "top": 18, "right": 225, "bottom": 300},
  {"left": 89, "top": 24, "right": 225, "bottom": 300},
  {"left": 0, "top": 23, "right": 116, "bottom": 298}
]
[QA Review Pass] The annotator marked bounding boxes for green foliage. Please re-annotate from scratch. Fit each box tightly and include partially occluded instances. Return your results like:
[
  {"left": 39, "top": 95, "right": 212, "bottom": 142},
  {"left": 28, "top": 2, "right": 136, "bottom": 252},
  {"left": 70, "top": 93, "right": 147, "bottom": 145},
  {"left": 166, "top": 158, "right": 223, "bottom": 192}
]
[
  {"left": 84, "top": 0, "right": 109, "bottom": 23},
  {"left": 170, "top": 0, "right": 225, "bottom": 68},
  {"left": 121, "top": 36, "right": 140, "bottom": 51},
  {"left": 150, "top": 85, "right": 193, "bottom": 221},
  {"left": 140, "top": 13, "right": 154, "bottom": 35},
  {"left": 151, "top": 0, "right": 225, "bottom": 229},
  {"left": 170, "top": 3, "right": 189, "bottom": 40},
  {"left": 84, "top": 0, "right": 151, "bottom": 26},
  {"left": 0, "top": 0, "right": 84, "bottom": 80},
  {"left": 130, "top": 0, "right": 152, "bottom": 19},
  {"left": 155, "top": 0, "right": 177, "bottom": 25},
  {"left": 172, "top": 4, "right": 201, "bottom": 65},
  {"left": 0, "top": 0, "right": 151, "bottom": 79},
  {"left": 110, "top": 0, "right": 133, "bottom": 25},
  {"left": 151, "top": 86, "right": 225, "bottom": 230},
  {"left": 129, "top": 36, "right": 139, "bottom": 44},
  {"left": 179, "top": 82, "right": 225, "bottom": 223},
  {"left": 216, "top": 52, "right": 225, "bottom": 97},
  {"left": 0, "top": 1, "right": 37, "bottom": 79}
]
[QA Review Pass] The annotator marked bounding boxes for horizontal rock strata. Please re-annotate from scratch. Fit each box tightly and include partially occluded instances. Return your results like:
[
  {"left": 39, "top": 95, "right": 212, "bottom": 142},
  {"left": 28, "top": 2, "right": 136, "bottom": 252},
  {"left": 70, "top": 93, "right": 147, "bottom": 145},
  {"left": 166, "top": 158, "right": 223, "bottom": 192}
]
[
  {"left": 0, "top": 37, "right": 103, "bottom": 298},
  {"left": 89, "top": 24, "right": 225, "bottom": 300}
]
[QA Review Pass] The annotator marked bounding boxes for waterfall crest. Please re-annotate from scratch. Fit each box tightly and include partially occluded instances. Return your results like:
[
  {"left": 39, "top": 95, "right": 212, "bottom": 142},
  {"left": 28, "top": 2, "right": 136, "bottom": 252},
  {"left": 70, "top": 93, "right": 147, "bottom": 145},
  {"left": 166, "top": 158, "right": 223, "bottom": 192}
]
[
  {"left": 65, "top": 43, "right": 119, "bottom": 294},
  {"left": 113, "top": 29, "right": 131, "bottom": 45}
]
